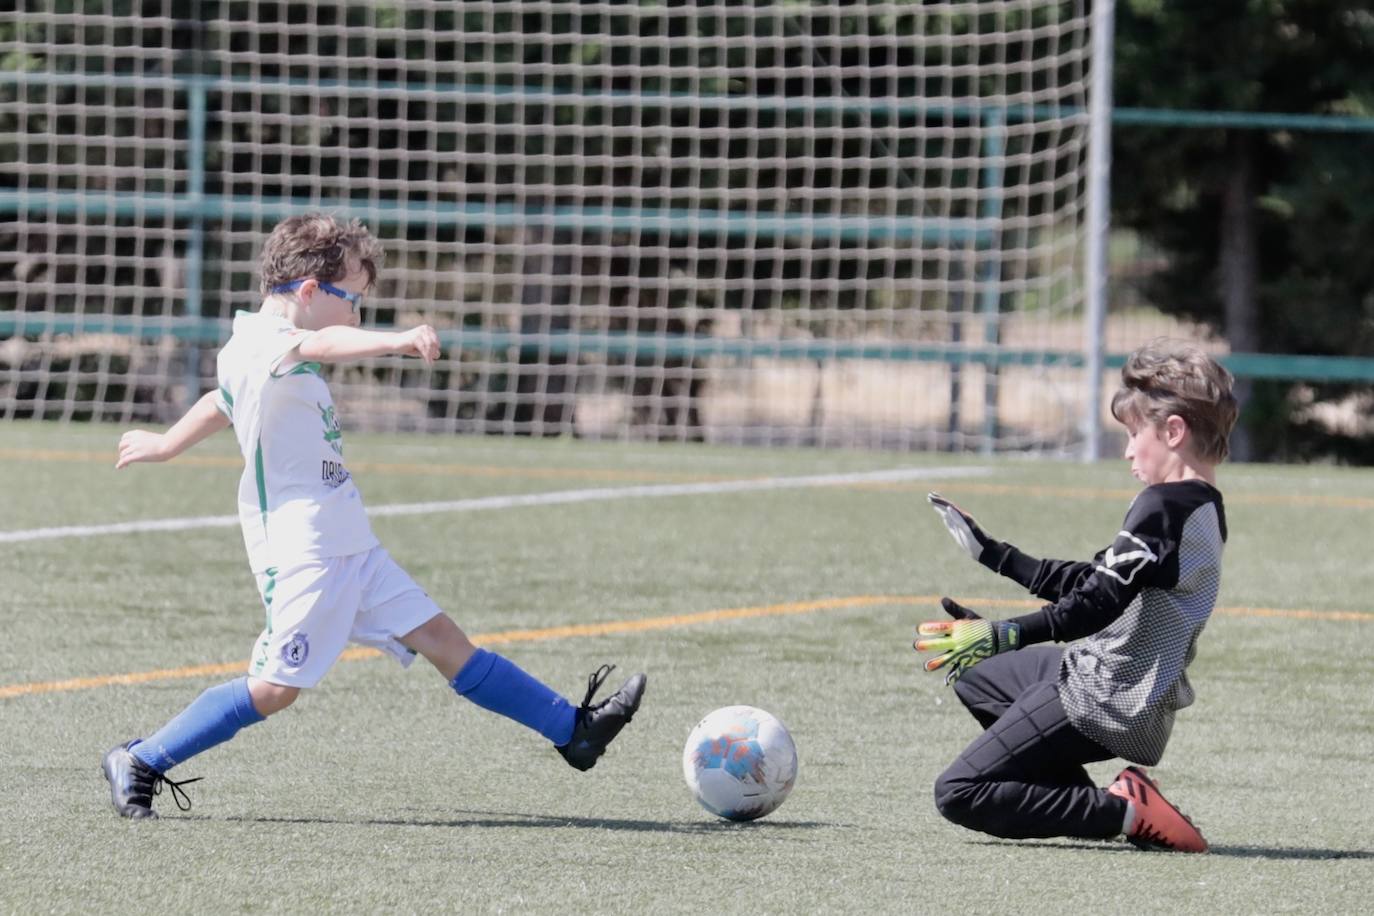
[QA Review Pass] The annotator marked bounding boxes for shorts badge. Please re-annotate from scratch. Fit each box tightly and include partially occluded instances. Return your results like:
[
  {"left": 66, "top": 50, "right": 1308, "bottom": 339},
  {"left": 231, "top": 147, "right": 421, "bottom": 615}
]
[{"left": 281, "top": 633, "right": 310, "bottom": 667}]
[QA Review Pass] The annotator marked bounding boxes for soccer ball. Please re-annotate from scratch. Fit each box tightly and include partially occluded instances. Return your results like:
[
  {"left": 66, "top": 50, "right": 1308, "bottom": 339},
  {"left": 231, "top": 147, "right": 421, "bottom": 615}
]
[{"left": 682, "top": 705, "right": 798, "bottom": 822}]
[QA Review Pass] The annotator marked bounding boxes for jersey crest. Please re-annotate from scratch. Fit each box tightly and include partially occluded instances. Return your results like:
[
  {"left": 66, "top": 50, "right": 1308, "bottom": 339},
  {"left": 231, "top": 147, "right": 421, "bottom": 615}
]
[{"left": 318, "top": 402, "right": 344, "bottom": 455}]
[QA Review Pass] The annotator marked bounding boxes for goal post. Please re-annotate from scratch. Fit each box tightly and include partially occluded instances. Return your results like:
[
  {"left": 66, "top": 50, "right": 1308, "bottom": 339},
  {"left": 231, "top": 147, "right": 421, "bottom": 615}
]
[{"left": 1, "top": 1, "right": 1105, "bottom": 454}]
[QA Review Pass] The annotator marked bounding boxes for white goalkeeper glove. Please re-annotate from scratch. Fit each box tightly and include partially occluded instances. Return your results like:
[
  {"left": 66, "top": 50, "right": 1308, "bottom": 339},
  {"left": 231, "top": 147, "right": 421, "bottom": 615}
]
[{"left": 927, "top": 492, "right": 995, "bottom": 564}]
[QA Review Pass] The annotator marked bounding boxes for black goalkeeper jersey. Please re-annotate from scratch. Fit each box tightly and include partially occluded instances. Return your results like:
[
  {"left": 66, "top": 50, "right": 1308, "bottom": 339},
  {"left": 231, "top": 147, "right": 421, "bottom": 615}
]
[{"left": 988, "top": 480, "right": 1227, "bottom": 766}]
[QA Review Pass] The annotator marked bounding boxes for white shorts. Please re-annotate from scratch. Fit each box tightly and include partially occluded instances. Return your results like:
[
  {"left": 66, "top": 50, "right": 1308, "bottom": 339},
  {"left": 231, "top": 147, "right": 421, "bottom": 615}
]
[{"left": 248, "top": 547, "right": 441, "bottom": 688}]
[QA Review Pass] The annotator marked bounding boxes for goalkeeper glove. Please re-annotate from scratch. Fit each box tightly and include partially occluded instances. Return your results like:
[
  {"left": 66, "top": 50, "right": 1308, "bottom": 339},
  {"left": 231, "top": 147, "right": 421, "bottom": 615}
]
[
  {"left": 914, "top": 598, "right": 1022, "bottom": 684},
  {"left": 927, "top": 493, "right": 995, "bottom": 564}
]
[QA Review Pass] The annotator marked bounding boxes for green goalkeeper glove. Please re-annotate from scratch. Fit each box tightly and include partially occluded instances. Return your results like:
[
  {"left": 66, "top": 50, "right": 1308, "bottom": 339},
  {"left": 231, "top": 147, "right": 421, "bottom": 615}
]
[{"left": 914, "top": 598, "right": 1022, "bottom": 684}]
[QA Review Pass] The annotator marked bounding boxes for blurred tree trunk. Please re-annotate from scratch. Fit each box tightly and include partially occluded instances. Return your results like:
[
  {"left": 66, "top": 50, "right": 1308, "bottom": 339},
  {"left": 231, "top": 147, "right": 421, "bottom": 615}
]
[
  {"left": 1112, "top": 0, "right": 1374, "bottom": 462},
  {"left": 1219, "top": 133, "right": 1257, "bottom": 461}
]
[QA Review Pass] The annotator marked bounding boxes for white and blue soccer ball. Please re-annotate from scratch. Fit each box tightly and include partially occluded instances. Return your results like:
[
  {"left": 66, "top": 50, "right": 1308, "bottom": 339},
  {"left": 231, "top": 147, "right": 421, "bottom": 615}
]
[{"left": 682, "top": 705, "right": 798, "bottom": 822}]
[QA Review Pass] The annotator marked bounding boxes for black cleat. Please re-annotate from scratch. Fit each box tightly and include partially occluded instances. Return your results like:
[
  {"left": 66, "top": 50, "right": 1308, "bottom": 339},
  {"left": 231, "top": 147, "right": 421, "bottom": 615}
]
[
  {"left": 101, "top": 741, "right": 201, "bottom": 819},
  {"left": 557, "top": 665, "right": 647, "bottom": 772}
]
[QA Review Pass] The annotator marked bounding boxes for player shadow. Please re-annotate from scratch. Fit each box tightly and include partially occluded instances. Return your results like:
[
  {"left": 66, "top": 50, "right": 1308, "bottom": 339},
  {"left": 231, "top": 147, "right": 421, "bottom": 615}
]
[
  {"left": 974, "top": 839, "right": 1374, "bottom": 860},
  {"left": 1205, "top": 844, "right": 1374, "bottom": 861},
  {"left": 229, "top": 808, "right": 847, "bottom": 834}
]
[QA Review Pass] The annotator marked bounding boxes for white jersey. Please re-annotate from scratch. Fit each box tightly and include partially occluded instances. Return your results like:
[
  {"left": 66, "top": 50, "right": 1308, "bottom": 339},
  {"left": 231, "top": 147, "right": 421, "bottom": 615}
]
[{"left": 215, "top": 310, "right": 378, "bottom": 573}]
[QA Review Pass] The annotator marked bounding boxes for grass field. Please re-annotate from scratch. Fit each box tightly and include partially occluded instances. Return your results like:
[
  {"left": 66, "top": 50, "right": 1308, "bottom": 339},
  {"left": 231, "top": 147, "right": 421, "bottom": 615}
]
[{"left": 2, "top": 419, "right": 1372, "bottom": 914}]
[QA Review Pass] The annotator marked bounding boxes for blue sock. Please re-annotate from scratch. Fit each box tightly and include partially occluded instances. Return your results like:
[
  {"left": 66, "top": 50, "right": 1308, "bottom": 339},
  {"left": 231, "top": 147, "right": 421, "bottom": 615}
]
[
  {"left": 131, "top": 677, "right": 266, "bottom": 773},
  {"left": 451, "top": 649, "right": 576, "bottom": 746}
]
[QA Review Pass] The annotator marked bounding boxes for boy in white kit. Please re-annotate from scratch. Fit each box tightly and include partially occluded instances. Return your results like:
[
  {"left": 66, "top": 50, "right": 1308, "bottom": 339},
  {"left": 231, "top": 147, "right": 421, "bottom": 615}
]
[{"left": 103, "top": 214, "right": 646, "bottom": 818}]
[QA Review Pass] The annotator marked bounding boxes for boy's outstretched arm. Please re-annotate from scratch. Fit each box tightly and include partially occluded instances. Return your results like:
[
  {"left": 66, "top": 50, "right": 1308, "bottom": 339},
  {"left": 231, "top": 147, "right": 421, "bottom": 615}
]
[
  {"left": 116, "top": 390, "right": 231, "bottom": 469},
  {"left": 926, "top": 492, "right": 1095, "bottom": 601},
  {"left": 997, "top": 492, "right": 1175, "bottom": 645},
  {"left": 295, "top": 325, "right": 440, "bottom": 364}
]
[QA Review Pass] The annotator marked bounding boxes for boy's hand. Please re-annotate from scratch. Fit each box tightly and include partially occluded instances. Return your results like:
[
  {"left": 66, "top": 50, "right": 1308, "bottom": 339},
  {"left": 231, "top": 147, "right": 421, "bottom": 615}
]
[
  {"left": 397, "top": 325, "right": 440, "bottom": 364},
  {"left": 927, "top": 492, "right": 994, "bottom": 563},
  {"left": 116, "top": 430, "right": 171, "bottom": 468},
  {"left": 914, "top": 598, "right": 1021, "bottom": 684}
]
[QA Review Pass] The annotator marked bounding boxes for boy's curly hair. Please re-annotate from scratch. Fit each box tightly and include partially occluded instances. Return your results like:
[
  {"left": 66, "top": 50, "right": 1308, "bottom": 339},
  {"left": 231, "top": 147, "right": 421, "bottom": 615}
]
[
  {"left": 1110, "top": 339, "right": 1239, "bottom": 463},
  {"left": 258, "top": 213, "right": 385, "bottom": 295}
]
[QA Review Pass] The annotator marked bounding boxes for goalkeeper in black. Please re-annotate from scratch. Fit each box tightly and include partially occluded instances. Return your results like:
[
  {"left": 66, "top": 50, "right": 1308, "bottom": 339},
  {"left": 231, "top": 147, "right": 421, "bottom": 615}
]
[{"left": 915, "top": 340, "right": 1238, "bottom": 853}]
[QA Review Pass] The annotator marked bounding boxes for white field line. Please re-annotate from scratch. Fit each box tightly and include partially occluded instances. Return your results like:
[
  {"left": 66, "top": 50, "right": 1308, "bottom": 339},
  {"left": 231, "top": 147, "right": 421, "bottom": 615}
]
[{"left": 1, "top": 465, "right": 991, "bottom": 544}]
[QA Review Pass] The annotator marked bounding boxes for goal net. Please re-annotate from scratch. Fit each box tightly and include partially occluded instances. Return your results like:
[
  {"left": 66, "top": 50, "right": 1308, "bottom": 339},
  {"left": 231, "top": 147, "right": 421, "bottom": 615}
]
[{"left": 2, "top": 1, "right": 1099, "bottom": 452}]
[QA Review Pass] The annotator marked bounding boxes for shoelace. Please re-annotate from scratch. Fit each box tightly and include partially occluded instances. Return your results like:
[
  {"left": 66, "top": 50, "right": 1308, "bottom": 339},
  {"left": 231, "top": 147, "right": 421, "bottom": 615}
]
[
  {"left": 577, "top": 664, "right": 616, "bottom": 715},
  {"left": 152, "top": 773, "right": 205, "bottom": 812}
]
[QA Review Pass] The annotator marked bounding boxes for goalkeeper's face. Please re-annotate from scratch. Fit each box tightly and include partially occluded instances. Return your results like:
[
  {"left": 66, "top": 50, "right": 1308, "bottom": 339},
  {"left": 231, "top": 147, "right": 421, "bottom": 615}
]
[{"left": 1123, "top": 415, "right": 1189, "bottom": 485}]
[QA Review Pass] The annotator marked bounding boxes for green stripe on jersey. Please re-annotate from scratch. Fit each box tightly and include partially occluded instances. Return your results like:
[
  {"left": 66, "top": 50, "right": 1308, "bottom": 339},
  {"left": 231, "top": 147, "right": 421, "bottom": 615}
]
[
  {"left": 271, "top": 361, "right": 324, "bottom": 379},
  {"left": 254, "top": 437, "right": 268, "bottom": 532}
]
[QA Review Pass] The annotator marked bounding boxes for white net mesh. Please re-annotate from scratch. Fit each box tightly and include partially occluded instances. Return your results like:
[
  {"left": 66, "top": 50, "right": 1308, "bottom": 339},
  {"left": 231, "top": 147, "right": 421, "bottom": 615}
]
[{"left": 1, "top": 1, "right": 1097, "bottom": 452}]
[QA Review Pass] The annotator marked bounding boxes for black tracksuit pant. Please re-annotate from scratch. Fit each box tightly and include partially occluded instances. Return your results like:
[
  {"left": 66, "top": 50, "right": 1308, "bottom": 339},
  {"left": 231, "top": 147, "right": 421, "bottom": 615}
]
[{"left": 933, "top": 646, "right": 1129, "bottom": 840}]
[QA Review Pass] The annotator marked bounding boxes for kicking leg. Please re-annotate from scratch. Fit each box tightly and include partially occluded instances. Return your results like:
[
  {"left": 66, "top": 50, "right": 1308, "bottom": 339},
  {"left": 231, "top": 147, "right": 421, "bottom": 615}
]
[
  {"left": 399, "top": 612, "right": 646, "bottom": 771},
  {"left": 395, "top": 611, "right": 476, "bottom": 681},
  {"left": 399, "top": 614, "right": 576, "bottom": 746}
]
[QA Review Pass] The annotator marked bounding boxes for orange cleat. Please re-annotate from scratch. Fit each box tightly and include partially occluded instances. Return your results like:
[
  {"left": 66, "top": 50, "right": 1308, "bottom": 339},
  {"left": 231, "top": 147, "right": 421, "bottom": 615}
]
[{"left": 1106, "top": 766, "right": 1209, "bottom": 853}]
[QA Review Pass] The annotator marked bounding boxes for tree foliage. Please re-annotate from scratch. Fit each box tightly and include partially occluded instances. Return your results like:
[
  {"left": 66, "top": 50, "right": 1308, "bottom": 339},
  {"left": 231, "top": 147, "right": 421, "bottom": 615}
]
[{"left": 1112, "top": 0, "right": 1374, "bottom": 461}]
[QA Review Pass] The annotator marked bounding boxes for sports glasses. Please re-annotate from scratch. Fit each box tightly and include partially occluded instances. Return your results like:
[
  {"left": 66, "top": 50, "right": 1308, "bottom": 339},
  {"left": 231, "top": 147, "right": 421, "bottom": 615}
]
[{"left": 270, "top": 278, "right": 364, "bottom": 311}]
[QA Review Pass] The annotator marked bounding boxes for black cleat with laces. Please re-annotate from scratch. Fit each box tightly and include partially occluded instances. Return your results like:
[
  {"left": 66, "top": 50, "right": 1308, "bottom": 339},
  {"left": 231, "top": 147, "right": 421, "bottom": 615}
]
[
  {"left": 101, "top": 741, "right": 202, "bottom": 819},
  {"left": 557, "top": 665, "right": 647, "bottom": 772}
]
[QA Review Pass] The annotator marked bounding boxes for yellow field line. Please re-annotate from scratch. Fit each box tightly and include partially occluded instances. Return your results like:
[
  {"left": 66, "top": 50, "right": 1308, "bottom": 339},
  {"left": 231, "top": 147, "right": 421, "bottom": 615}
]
[{"left": 1, "top": 594, "right": 1368, "bottom": 701}]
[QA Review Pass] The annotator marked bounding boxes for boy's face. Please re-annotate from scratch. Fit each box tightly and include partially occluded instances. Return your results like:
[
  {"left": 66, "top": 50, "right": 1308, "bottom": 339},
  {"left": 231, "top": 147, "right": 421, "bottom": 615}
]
[
  {"left": 1123, "top": 415, "right": 1188, "bottom": 485},
  {"left": 296, "top": 264, "right": 368, "bottom": 331}
]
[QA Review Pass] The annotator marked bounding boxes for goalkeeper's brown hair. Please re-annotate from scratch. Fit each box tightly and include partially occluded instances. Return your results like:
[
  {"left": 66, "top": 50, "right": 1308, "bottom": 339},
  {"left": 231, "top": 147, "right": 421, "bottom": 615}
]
[
  {"left": 1110, "top": 340, "right": 1238, "bottom": 463},
  {"left": 258, "top": 213, "right": 385, "bottom": 295}
]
